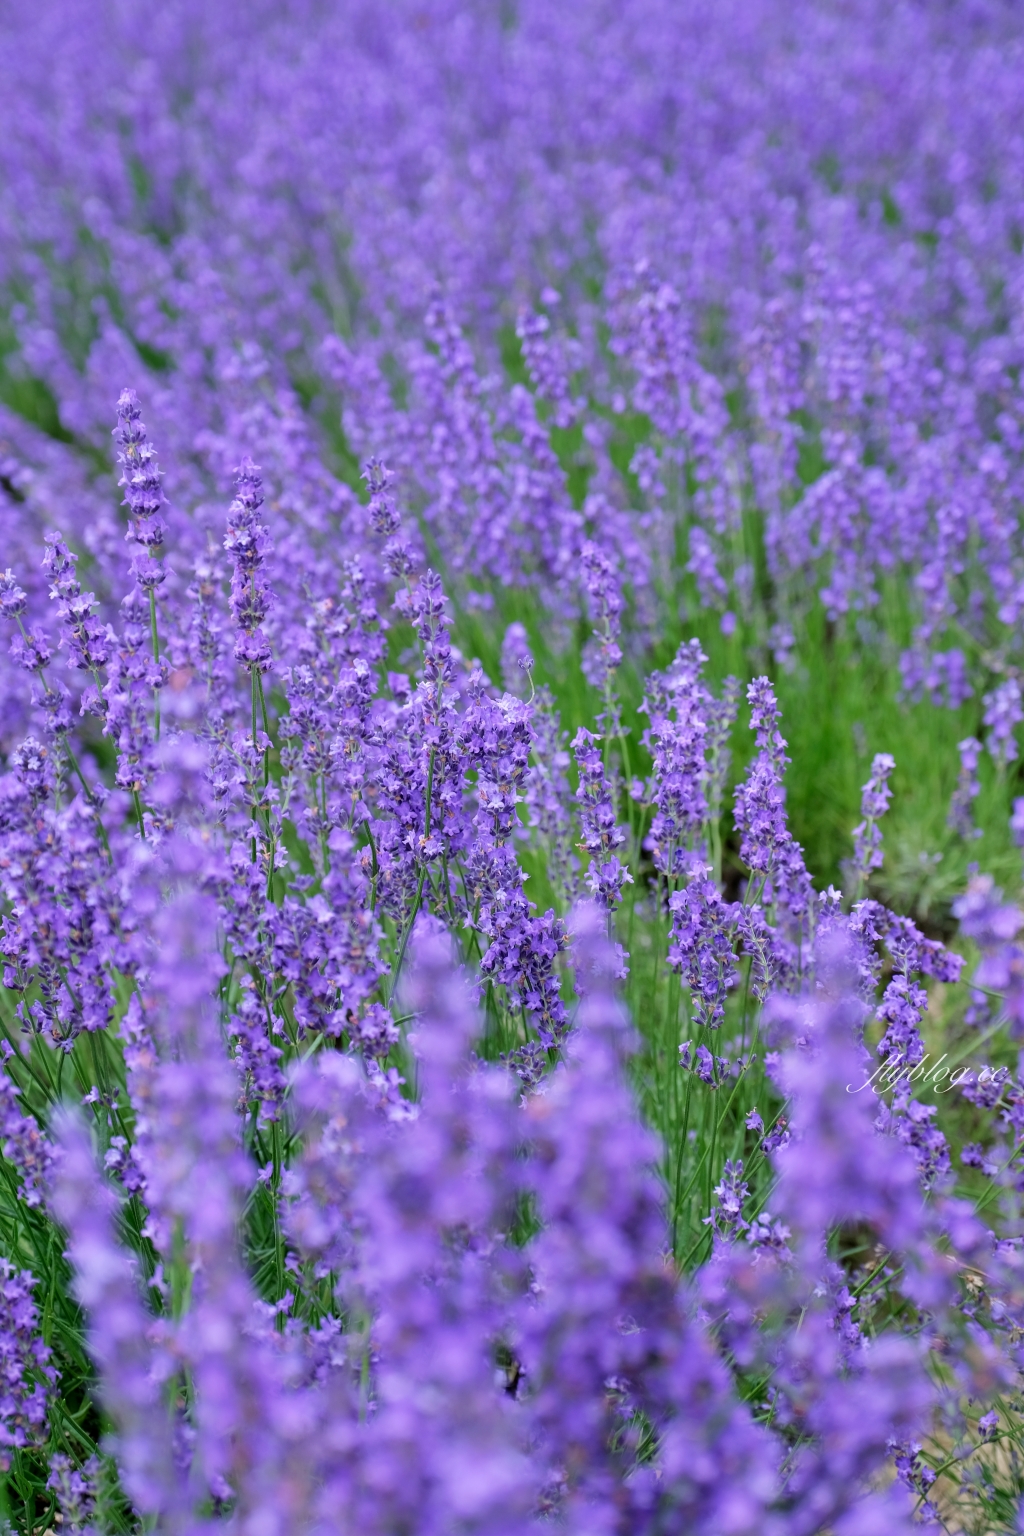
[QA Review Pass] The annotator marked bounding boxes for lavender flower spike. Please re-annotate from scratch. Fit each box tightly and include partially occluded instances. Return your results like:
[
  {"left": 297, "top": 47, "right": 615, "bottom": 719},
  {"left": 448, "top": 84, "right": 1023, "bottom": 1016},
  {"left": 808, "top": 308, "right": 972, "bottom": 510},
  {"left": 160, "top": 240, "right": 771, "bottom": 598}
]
[
  {"left": 848, "top": 750, "right": 895, "bottom": 894},
  {"left": 0, "top": 1262, "right": 57, "bottom": 1469},
  {"left": 983, "top": 677, "right": 1023, "bottom": 770},
  {"left": 113, "top": 388, "right": 167, "bottom": 592},
  {"left": 572, "top": 725, "right": 633, "bottom": 923},
  {"left": 949, "top": 736, "right": 983, "bottom": 840},
  {"left": 225, "top": 457, "right": 275, "bottom": 674},
  {"left": 50, "top": 1112, "right": 183, "bottom": 1524}
]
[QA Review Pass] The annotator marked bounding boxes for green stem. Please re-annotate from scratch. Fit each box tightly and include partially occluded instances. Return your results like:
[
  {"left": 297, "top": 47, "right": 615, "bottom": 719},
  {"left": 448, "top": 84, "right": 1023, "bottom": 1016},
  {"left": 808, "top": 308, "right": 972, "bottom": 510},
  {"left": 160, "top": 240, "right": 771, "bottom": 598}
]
[
  {"left": 251, "top": 667, "right": 260, "bottom": 755},
  {"left": 365, "top": 822, "right": 380, "bottom": 910},
  {"left": 390, "top": 868, "right": 427, "bottom": 1005}
]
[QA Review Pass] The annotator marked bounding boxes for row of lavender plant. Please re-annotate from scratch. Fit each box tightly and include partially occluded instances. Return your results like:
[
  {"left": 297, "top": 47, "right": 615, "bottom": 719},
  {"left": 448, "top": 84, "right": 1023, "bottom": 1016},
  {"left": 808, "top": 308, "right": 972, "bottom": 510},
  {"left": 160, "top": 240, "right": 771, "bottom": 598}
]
[
  {"left": 3, "top": 2, "right": 1024, "bottom": 743},
  {"left": 0, "top": 389, "right": 1018, "bottom": 1530},
  {"left": 2, "top": 2, "right": 1024, "bottom": 1531}
]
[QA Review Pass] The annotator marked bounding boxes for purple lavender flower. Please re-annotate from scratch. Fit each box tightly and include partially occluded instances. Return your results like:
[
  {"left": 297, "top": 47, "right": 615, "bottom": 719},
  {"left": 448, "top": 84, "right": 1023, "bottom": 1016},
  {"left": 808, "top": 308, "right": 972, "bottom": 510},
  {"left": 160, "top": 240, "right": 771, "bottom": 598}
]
[
  {"left": 0, "top": 742, "right": 117, "bottom": 1045},
  {"left": 875, "top": 973, "right": 929, "bottom": 1067},
  {"left": 225, "top": 458, "right": 275, "bottom": 674},
  {"left": 768, "top": 935, "right": 933, "bottom": 1261},
  {"left": 571, "top": 725, "right": 633, "bottom": 921},
  {"left": 640, "top": 639, "right": 709, "bottom": 880},
  {"left": 668, "top": 866, "right": 737, "bottom": 1028},
  {"left": 0, "top": 565, "right": 76, "bottom": 748},
  {"left": 500, "top": 621, "right": 534, "bottom": 698},
  {"left": 113, "top": 388, "right": 167, "bottom": 592},
  {"left": 516, "top": 305, "right": 579, "bottom": 429},
  {"left": 878, "top": 1085, "right": 951, "bottom": 1191},
  {"left": 51, "top": 1112, "right": 184, "bottom": 1522},
  {"left": 460, "top": 688, "right": 570, "bottom": 1045},
  {"left": 0, "top": 1077, "right": 52, "bottom": 1208},
  {"left": 954, "top": 874, "right": 1024, "bottom": 1036},
  {"left": 124, "top": 848, "right": 321, "bottom": 1523},
  {"left": 949, "top": 736, "right": 983, "bottom": 840},
  {"left": 361, "top": 455, "right": 415, "bottom": 581},
  {"left": 848, "top": 751, "right": 895, "bottom": 893},
  {"left": 42, "top": 534, "right": 111, "bottom": 710},
  {"left": 580, "top": 540, "right": 624, "bottom": 719},
  {"left": 46, "top": 1452, "right": 100, "bottom": 1534},
  {"left": 102, "top": 585, "right": 161, "bottom": 796},
  {"left": 521, "top": 904, "right": 778, "bottom": 1531},
  {"left": 8, "top": 10, "right": 1024, "bottom": 1526},
  {"left": 361, "top": 455, "right": 400, "bottom": 539},
  {"left": 348, "top": 919, "right": 536, "bottom": 1534},
  {"left": 983, "top": 677, "right": 1023, "bottom": 770},
  {"left": 230, "top": 983, "right": 286, "bottom": 1121},
  {"left": 704, "top": 675, "right": 742, "bottom": 824},
  {"left": 525, "top": 686, "right": 579, "bottom": 908},
  {"left": 186, "top": 549, "right": 238, "bottom": 736},
  {"left": 748, "top": 936, "right": 948, "bottom": 1531},
  {"left": 734, "top": 678, "right": 813, "bottom": 924},
  {"left": 1011, "top": 795, "right": 1024, "bottom": 849},
  {"left": 0, "top": 1262, "right": 57, "bottom": 1469},
  {"left": 705, "top": 1158, "right": 750, "bottom": 1241}
]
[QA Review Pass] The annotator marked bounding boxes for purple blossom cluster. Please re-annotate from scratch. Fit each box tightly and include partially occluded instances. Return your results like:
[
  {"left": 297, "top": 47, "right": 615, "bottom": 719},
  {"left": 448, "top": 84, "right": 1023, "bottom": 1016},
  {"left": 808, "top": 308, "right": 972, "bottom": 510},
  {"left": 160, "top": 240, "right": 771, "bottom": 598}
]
[
  {"left": 0, "top": 2, "right": 1022, "bottom": 739},
  {"left": 0, "top": 371, "right": 1007, "bottom": 1525}
]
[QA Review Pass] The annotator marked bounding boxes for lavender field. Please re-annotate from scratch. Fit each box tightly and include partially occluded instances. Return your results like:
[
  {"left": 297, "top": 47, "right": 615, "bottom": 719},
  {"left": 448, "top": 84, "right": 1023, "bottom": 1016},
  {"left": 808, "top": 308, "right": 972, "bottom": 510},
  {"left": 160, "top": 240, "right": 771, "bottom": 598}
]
[{"left": 5, "top": 1, "right": 1024, "bottom": 1531}]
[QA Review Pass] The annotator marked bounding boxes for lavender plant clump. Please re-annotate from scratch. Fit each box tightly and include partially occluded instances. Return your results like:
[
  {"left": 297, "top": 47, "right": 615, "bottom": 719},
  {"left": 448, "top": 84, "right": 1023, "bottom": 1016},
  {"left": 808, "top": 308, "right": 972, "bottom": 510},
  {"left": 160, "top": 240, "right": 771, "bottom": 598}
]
[{"left": 1, "top": 1, "right": 1024, "bottom": 1531}]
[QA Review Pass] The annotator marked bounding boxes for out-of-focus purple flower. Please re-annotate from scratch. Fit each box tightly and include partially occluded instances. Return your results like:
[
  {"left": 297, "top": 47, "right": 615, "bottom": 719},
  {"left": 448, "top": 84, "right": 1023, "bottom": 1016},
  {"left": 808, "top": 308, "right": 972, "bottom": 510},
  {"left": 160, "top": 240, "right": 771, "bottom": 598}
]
[
  {"left": 0, "top": 1262, "right": 57, "bottom": 1469},
  {"left": 521, "top": 904, "right": 778, "bottom": 1532},
  {"left": 516, "top": 306, "right": 579, "bottom": 429},
  {"left": 347, "top": 918, "right": 536, "bottom": 1534},
  {"left": 580, "top": 539, "right": 624, "bottom": 720},
  {"left": 949, "top": 736, "right": 983, "bottom": 840},
  {"left": 51, "top": 1111, "right": 184, "bottom": 1522},
  {"left": 680, "top": 1038, "right": 742, "bottom": 1087},
  {"left": 361, "top": 455, "right": 400, "bottom": 538},
  {"left": 500, "top": 621, "right": 534, "bottom": 698},
  {"left": 954, "top": 874, "right": 1024, "bottom": 1036},
  {"left": 128, "top": 848, "right": 321, "bottom": 1525},
  {"left": 983, "top": 677, "right": 1022, "bottom": 769},
  {"left": 640, "top": 639, "right": 709, "bottom": 879},
  {"left": 1011, "top": 796, "right": 1024, "bottom": 849},
  {"left": 525, "top": 686, "right": 579, "bottom": 908},
  {"left": 0, "top": 1076, "right": 52, "bottom": 1208},
  {"left": 735, "top": 937, "right": 949, "bottom": 1532},
  {"left": 704, "top": 675, "right": 742, "bottom": 825}
]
